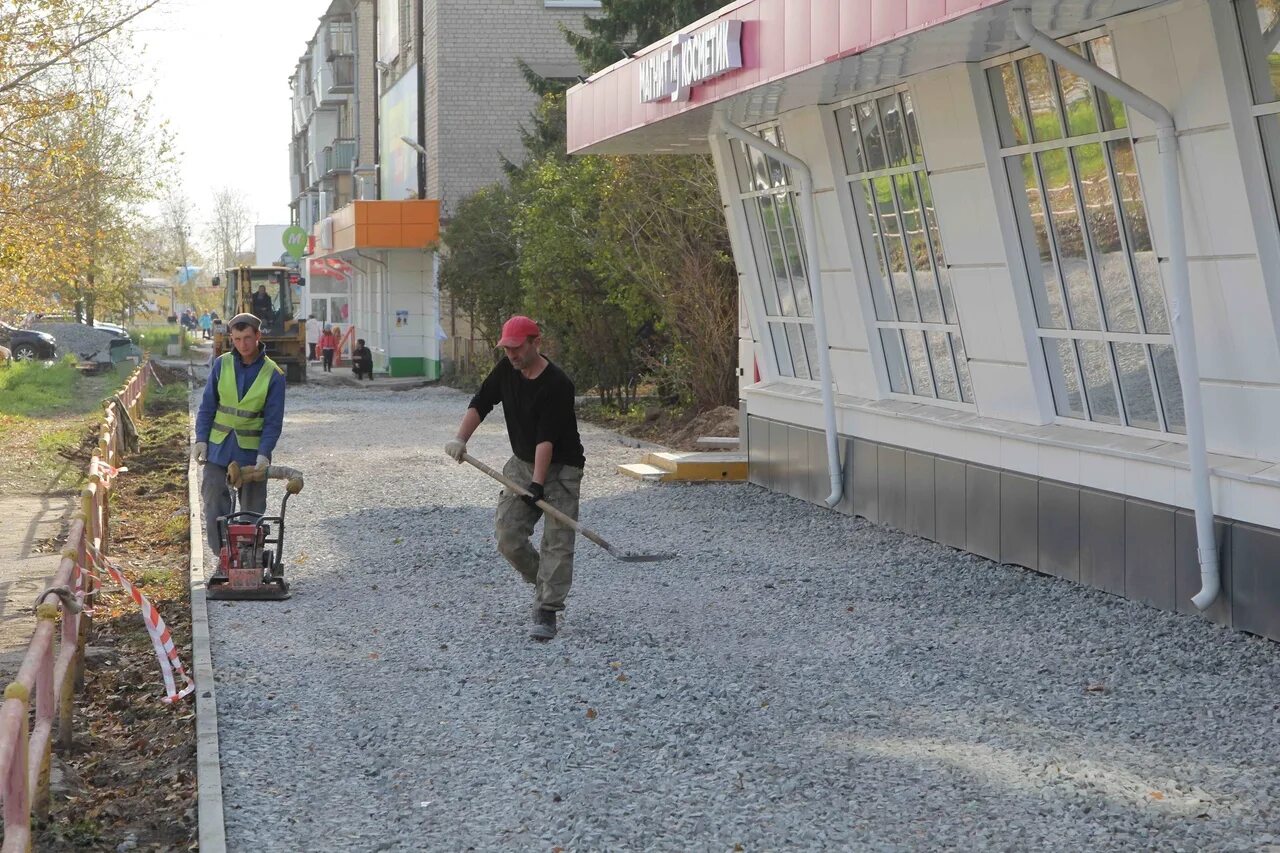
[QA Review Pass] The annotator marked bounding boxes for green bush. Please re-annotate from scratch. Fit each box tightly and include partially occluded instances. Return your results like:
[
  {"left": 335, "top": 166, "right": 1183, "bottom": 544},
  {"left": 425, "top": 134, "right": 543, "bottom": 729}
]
[{"left": 0, "top": 357, "right": 81, "bottom": 416}]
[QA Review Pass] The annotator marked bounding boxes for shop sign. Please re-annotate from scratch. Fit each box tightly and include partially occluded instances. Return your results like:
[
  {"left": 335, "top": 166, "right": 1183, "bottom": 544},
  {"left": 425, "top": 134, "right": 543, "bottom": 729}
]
[{"left": 639, "top": 19, "right": 742, "bottom": 104}]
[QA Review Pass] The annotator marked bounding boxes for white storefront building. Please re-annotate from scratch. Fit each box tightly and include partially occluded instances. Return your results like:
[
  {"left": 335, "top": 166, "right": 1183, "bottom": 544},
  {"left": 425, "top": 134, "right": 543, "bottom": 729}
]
[{"left": 568, "top": 0, "right": 1280, "bottom": 640}]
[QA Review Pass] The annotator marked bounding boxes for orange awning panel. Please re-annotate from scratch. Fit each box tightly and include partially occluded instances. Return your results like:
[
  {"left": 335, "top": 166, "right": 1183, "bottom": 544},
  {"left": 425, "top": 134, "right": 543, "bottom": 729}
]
[{"left": 311, "top": 200, "right": 440, "bottom": 259}]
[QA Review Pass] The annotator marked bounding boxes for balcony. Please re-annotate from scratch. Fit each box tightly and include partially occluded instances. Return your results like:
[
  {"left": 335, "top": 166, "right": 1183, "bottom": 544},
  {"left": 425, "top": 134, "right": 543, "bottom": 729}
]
[
  {"left": 331, "top": 54, "right": 355, "bottom": 92},
  {"left": 322, "top": 139, "right": 357, "bottom": 175}
]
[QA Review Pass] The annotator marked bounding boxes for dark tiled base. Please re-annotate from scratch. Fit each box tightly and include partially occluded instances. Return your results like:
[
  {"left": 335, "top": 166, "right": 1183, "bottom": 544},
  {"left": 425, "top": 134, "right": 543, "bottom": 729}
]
[{"left": 747, "top": 416, "right": 1268, "bottom": 639}]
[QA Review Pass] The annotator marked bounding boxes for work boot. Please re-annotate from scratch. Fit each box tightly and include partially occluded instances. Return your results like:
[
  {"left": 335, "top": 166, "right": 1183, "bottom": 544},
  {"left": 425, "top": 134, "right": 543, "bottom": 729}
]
[{"left": 530, "top": 607, "right": 557, "bottom": 641}]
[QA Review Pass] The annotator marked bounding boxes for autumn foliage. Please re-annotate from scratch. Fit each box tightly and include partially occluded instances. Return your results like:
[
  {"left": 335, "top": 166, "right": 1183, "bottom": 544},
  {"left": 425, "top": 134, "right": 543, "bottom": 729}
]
[{"left": 0, "top": 0, "right": 167, "bottom": 320}]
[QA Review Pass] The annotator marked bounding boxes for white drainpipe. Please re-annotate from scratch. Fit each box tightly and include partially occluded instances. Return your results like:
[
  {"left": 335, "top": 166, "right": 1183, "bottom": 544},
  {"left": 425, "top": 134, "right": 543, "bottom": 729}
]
[
  {"left": 714, "top": 114, "right": 843, "bottom": 507},
  {"left": 1012, "top": 10, "right": 1220, "bottom": 609}
]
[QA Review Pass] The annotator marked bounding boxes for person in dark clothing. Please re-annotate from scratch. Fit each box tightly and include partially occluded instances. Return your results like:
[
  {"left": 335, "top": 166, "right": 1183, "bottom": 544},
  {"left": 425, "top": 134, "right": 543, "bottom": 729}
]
[
  {"left": 352, "top": 338, "right": 374, "bottom": 380},
  {"left": 250, "top": 285, "right": 274, "bottom": 328},
  {"left": 445, "top": 315, "right": 584, "bottom": 641}
]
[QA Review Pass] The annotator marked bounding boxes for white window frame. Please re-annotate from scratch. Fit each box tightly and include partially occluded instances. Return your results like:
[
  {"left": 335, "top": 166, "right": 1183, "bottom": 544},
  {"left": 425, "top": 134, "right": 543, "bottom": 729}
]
[
  {"left": 982, "top": 32, "right": 1186, "bottom": 438},
  {"left": 722, "top": 122, "right": 822, "bottom": 386},
  {"left": 827, "top": 82, "right": 976, "bottom": 410},
  {"left": 1220, "top": 0, "right": 1280, "bottom": 352}
]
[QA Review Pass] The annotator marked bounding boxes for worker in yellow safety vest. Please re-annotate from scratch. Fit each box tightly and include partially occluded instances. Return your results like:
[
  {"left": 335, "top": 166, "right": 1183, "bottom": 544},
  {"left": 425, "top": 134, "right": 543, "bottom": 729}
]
[{"left": 192, "top": 312, "right": 287, "bottom": 556}]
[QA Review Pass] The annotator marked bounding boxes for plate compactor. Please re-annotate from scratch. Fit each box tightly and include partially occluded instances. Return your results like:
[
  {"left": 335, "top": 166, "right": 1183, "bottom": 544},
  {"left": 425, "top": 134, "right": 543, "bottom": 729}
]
[{"left": 207, "top": 461, "right": 305, "bottom": 601}]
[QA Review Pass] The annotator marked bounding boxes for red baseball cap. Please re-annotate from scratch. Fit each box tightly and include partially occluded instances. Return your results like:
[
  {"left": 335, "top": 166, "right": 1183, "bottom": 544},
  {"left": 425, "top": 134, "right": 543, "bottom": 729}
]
[{"left": 497, "top": 315, "right": 540, "bottom": 348}]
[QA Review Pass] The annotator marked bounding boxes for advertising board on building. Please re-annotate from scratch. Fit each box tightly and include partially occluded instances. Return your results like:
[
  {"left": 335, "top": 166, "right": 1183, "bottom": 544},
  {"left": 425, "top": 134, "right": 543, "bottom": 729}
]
[{"left": 638, "top": 19, "right": 742, "bottom": 104}]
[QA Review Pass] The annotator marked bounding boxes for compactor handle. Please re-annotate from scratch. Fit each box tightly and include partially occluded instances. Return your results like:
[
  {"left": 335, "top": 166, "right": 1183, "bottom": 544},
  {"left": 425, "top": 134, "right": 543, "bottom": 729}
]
[{"left": 226, "top": 461, "right": 305, "bottom": 494}]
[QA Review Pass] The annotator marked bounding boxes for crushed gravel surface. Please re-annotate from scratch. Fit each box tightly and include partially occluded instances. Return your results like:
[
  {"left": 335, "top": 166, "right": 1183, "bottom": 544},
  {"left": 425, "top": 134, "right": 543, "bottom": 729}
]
[{"left": 195, "top": 381, "right": 1280, "bottom": 852}]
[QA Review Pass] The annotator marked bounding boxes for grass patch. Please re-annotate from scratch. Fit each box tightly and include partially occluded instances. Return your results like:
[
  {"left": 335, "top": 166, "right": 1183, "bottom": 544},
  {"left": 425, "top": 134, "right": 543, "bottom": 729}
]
[
  {"left": 161, "top": 514, "right": 189, "bottom": 543},
  {"left": 0, "top": 358, "right": 131, "bottom": 420},
  {"left": 130, "top": 326, "right": 193, "bottom": 356},
  {"left": 0, "top": 357, "right": 80, "bottom": 415},
  {"left": 35, "top": 427, "right": 82, "bottom": 454}
]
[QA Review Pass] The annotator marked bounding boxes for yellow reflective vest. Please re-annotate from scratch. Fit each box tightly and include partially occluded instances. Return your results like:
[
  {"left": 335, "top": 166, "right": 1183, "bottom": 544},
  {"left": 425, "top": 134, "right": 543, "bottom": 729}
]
[{"left": 209, "top": 352, "right": 281, "bottom": 451}]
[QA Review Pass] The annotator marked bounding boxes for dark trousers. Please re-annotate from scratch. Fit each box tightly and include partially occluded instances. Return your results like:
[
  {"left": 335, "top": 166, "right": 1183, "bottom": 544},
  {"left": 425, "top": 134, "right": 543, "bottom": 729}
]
[
  {"left": 309, "top": 343, "right": 317, "bottom": 360},
  {"left": 354, "top": 359, "right": 373, "bottom": 380},
  {"left": 322, "top": 348, "right": 334, "bottom": 371},
  {"left": 201, "top": 462, "right": 266, "bottom": 556}
]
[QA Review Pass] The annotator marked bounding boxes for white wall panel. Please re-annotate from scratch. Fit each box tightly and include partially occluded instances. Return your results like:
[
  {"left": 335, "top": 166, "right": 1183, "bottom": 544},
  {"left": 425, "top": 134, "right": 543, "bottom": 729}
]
[
  {"left": 1188, "top": 258, "right": 1280, "bottom": 384},
  {"left": 948, "top": 266, "right": 1024, "bottom": 365},
  {"left": 927, "top": 167, "right": 1006, "bottom": 267},
  {"left": 1163, "top": 1, "right": 1232, "bottom": 129},
  {"left": 1201, "top": 382, "right": 1280, "bottom": 460},
  {"left": 967, "top": 359, "right": 1043, "bottom": 423},
  {"left": 820, "top": 268, "right": 869, "bottom": 351},
  {"left": 1183, "top": 130, "right": 1262, "bottom": 259},
  {"left": 813, "top": 188, "right": 853, "bottom": 273},
  {"left": 910, "top": 65, "right": 986, "bottom": 172},
  {"left": 1108, "top": 13, "right": 1184, "bottom": 139}
]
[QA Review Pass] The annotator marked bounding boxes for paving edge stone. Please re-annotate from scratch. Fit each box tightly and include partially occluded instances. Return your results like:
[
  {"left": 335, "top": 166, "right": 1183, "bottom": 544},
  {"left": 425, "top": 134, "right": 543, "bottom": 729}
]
[{"left": 187, "top": 375, "right": 227, "bottom": 853}]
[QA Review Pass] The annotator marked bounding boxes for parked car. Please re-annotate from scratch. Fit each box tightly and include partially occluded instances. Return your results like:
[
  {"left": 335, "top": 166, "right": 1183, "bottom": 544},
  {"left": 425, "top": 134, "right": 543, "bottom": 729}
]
[{"left": 0, "top": 322, "right": 57, "bottom": 361}]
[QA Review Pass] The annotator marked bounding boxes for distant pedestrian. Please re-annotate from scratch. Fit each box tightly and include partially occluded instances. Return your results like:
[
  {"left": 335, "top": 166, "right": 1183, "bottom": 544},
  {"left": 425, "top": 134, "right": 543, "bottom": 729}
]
[
  {"left": 199, "top": 312, "right": 212, "bottom": 340},
  {"left": 352, "top": 338, "right": 373, "bottom": 380},
  {"left": 318, "top": 326, "right": 336, "bottom": 372},
  {"left": 306, "top": 314, "right": 322, "bottom": 361}
]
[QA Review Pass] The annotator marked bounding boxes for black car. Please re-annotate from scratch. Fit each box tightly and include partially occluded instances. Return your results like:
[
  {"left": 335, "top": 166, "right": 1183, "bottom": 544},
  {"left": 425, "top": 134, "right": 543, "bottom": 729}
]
[{"left": 0, "top": 322, "right": 57, "bottom": 361}]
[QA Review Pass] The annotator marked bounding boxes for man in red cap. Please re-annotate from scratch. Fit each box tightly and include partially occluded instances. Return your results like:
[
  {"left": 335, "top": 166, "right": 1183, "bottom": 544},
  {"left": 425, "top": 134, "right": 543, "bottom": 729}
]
[{"left": 445, "top": 315, "right": 585, "bottom": 640}]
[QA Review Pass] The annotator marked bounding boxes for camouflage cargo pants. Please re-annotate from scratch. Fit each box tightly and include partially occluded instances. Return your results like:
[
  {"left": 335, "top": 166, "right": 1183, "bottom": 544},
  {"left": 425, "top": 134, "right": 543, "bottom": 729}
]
[{"left": 495, "top": 456, "right": 582, "bottom": 612}]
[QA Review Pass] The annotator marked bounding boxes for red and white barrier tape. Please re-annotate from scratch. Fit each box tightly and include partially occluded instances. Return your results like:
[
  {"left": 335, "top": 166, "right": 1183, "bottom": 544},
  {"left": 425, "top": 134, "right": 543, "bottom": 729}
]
[
  {"left": 89, "top": 458, "right": 127, "bottom": 484},
  {"left": 85, "top": 544, "right": 194, "bottom": 704}
]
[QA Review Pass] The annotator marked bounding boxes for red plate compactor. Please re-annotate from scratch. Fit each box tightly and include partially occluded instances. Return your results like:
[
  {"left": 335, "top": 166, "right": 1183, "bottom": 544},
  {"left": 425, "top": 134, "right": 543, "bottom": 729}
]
[{"left": 207, "top": 461, "right": 305, "bottom": 601}]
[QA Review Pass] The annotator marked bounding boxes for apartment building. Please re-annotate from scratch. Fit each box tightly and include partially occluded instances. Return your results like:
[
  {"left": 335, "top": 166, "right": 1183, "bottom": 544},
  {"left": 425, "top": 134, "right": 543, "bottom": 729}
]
[
  {"left": 568, "top": 0, "right": 1280, "bottom": 640},
  {"left": 289, "top": 0, "right": 597, "bottom": 377}
]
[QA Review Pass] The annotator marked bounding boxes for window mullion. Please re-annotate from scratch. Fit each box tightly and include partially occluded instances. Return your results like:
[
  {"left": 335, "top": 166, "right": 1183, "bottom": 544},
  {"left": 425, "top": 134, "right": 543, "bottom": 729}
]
[
  {"left": 1029, "top": 152, "right": 1078, "bottom": 329},
  {"left": 886, "top": 174, "right": 928, "bottom": 320},
  {"left": 1102, "top": 339, "right": 1129, "bottom": 427},
  {"left": 912, "top": 169, "right": 948, "bottom": 320},
  {"left": 1145, "top": 342, "right": 1170, "bottom": 432},
  {"left": 1070, "top": 339, "right": 1094, "bottom": 421},
  {"left": 869, "top": 180, "right": 908, "bottom": 322},
  {"left": 943, "top": 330, "right": 965, "bottom": 402},
  {"left": 1061, "top": 141, "right": 1111, "bottom": 331},
  {"left": 1100, "top": 140, "right": 1150, "bottom": 334}
]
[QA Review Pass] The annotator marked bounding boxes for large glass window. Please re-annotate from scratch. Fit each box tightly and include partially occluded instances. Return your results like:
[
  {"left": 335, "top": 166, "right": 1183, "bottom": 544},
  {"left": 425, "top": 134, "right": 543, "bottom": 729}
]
[
  {"left": 988, "top": 36, "right": 1184, "bottom": 433},
  {"left": 1238, "top": 1, "right": 1280, "bottom": 227},
  {"left": 730, "top": 126, "right": 820, "bottom": 380},
  {"left": 834, "top": 89, "right": 974, "bottom": 403}
]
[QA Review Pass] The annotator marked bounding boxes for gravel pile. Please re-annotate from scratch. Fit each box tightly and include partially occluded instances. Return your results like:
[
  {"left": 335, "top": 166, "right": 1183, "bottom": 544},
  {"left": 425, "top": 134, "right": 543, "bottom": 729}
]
[
  {"left": 30, "top": 322, "right": 121, "bottom": 360},
  {"left": 195, "top": 381, "right": 1280, "bottom": 852}
]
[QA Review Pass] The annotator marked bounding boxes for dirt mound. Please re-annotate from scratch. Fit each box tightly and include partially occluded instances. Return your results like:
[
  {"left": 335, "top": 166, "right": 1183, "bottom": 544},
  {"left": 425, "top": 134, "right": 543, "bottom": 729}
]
[{"left": 665, "top": 405, "right": 739, "bottom": 451}]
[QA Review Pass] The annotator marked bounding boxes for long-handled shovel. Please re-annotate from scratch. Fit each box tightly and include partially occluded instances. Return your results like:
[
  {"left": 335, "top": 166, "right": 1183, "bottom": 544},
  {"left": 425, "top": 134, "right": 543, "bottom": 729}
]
[{"left": 461, "top": 452, "right": 676, "bottom": 563}]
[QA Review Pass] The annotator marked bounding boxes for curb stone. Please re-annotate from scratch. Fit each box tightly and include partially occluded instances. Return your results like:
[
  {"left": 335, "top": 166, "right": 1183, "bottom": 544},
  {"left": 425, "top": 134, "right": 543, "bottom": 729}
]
[{"left": 187, "top": 374, "right": 226, "bottom": 853}]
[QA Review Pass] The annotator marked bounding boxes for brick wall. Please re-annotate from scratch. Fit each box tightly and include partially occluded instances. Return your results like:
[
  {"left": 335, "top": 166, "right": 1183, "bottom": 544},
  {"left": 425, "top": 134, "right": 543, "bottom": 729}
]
[
  {"left": 426, "top": 0, "right": 595, "bottom": 214},
  {"left": 355, "top": 0, "right": 378, "bottom": 179}
]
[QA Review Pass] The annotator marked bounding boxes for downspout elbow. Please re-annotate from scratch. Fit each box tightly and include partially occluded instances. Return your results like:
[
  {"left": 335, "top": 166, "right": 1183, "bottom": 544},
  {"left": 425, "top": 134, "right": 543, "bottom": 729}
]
[{"left": 1191, "top": 559, "right": 1221, "bottom": 611}]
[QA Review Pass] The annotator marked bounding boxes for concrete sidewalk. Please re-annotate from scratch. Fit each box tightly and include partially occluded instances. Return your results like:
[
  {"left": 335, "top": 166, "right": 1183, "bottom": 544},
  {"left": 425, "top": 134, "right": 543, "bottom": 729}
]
[{"left": 0, "top": 495, "right": 74, "bottom": 680}]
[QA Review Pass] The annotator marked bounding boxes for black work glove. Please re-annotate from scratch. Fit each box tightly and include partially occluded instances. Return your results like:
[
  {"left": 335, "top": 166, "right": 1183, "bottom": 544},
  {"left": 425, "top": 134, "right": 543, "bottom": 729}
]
[{"left": 521, "top": 481, "right": 545, "bottom": 508}]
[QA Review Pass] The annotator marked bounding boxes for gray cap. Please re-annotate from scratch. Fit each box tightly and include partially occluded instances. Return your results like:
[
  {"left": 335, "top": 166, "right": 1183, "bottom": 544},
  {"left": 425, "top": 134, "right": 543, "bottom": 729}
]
[{"left": 227, "top": 312, "right": 261, "bottom": 330}]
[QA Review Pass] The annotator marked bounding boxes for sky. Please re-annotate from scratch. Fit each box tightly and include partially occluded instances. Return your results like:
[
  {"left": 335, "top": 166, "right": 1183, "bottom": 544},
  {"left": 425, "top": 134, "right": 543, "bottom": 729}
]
[{"left": 131, "top": 0, "right": 328, "bottom": 238}]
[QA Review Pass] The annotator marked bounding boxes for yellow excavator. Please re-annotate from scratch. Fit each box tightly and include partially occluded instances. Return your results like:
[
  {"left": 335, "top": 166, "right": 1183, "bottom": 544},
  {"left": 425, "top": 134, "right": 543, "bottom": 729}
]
[{"left": 212, "top": 266, "right": 308, "bottom": 383}]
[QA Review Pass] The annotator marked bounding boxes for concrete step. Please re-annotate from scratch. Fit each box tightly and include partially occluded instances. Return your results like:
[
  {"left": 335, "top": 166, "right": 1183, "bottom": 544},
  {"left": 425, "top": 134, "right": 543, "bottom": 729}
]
[
  {"left": 617, "top": 463, "right": 670, "bottom": 482},
  {"left": 638, "top": 451, "right": 747, "bottom": 482},
  {"left": 695, "top": 435, "right": 739, "bottom": 450}
]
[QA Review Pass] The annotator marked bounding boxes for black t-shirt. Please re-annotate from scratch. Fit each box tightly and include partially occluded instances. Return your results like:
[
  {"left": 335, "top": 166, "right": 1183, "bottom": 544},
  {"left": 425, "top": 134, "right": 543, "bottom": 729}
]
[{"left": 469, "top": 357, "right": 585, "bottom": 468}]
